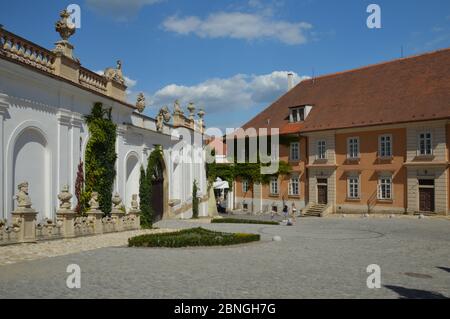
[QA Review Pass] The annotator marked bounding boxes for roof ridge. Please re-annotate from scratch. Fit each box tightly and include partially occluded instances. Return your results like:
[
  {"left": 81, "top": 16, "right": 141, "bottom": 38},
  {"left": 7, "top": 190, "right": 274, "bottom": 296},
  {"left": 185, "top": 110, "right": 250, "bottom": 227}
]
[{"left": 302, "top": 47, "right": 450, "bottom": 83}]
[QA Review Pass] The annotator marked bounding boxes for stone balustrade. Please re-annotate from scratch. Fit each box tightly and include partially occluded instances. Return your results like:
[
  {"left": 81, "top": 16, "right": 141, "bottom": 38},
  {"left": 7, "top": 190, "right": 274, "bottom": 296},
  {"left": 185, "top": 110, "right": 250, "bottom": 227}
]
[
  {"left": 0, "top": 28, "right": 56, "bottom": 74},
  {"left": 79, "top": 67, "right": 108, "bottom": 93},
  {"left": 0, "top": 184, "right": 141, "bottom": 246},
  {"left": 0, "top": 26, "right": 127, "bottom": 102}
]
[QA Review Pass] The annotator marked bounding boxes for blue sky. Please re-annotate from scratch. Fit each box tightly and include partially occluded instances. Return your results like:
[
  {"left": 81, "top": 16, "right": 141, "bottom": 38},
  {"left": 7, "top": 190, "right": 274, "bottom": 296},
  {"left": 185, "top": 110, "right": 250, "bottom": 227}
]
[{"left": 1, "top": 0, "right": 449, "bottom": 130}]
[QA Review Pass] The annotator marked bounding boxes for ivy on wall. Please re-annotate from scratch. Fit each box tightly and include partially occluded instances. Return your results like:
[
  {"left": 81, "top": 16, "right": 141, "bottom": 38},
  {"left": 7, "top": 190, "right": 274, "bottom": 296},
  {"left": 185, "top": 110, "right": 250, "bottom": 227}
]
[
  {"left": 74, "top": 161, "right": 85, "bottom": 215},
  {"left": 84, "top": 103, "right": 117, "bottom": 215},
  {"left": 206, "top": 137, "right": 293, "bottom": 188},
  {"left": 139, "top": 147, "right": 164, "bottom": 228}
]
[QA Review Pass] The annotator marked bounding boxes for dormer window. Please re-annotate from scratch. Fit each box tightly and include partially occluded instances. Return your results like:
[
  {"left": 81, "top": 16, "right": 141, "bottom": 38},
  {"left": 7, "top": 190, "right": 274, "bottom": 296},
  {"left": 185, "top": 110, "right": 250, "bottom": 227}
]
[{"left": 289, "top": 107, "right": 305, "bottom": 123}]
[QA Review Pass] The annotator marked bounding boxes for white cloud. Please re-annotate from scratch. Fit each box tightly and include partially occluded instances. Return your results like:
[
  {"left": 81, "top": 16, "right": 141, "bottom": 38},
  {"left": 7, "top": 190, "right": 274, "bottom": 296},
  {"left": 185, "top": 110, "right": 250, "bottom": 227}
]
[
  {"left": 163, "top": 12, "right": 312, "bottom": 45},
  {"left": 149, "top": 71, "right": 309, "bottom": 114},
  {"left": 86, "top": 0, "right": 163, "bottom": 21}
]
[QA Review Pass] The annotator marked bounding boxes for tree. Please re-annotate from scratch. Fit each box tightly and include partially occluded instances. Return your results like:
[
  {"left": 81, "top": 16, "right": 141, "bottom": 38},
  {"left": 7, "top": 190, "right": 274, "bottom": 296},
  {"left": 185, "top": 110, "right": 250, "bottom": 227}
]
[
  {"left": 192, "top": 180, "right": 199, "bottom": 219},
  {"left": 84, "top": 103, "right": 117, "bottom": 215}
]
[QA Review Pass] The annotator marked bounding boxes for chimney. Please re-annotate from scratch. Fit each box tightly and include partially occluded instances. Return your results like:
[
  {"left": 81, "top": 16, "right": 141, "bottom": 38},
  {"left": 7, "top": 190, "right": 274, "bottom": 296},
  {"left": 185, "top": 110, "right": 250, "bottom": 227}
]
[{"left": 287, "top": 72, "right": 294, "bottom": 91}]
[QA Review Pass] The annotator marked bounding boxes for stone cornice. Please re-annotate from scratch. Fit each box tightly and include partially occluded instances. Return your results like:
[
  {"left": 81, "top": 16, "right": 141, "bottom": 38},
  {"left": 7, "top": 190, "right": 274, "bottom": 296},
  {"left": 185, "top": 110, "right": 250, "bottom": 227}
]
[{"left": 57, "top": 110, "right": 72, "bottom": 126}]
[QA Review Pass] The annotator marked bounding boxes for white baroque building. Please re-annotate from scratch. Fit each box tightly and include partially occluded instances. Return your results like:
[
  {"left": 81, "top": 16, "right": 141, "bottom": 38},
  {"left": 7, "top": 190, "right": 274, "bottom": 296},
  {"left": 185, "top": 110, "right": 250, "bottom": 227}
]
[{"left": 0, "top": 10, "right": 209, "bottom": 221}]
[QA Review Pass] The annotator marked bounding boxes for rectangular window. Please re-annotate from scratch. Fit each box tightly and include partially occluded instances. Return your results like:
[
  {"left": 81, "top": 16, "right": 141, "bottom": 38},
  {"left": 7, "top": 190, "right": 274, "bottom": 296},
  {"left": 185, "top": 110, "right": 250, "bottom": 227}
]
[
  {"left": 379, "top": 135, "right": 392, "bottom": 158},
  {"left": 347, "top": 177, "right": 360, "bottom": 199},
  {"left": 290, "top": 142, "right": 300, "bottom": 161},
  {"left": 418, "top": 132, "right": 432, "bottom": 156},
  {"left": 378, "top": 177, "right": 392, "bottom": 200},
  {"left": 242, "top": 180, "right": 249, "bottom": 193},
  {"left": 347, "top": 137, "right": 359, "bottom": 159},
  {"left": 317, "top": 140, "right": 326, "bottom": 160},
  {"left": 270, "top": 177, "right": 279, "bottom": 195},
  {"left": 289, "top": 175, "right": 300, "bottom": 196}
]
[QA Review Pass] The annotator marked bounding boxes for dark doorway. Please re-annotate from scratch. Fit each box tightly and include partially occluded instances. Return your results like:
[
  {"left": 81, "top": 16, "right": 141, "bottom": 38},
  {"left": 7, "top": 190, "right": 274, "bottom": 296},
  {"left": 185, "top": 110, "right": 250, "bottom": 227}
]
[
  {"left": 317, "top": 179, "right": 328, "bottom": 205},
  {"left": 151, "top": 160, "right": 164, "bottom": 222},
  {"left": 419, "top": 183, "right": 435, "bottom": 212}
]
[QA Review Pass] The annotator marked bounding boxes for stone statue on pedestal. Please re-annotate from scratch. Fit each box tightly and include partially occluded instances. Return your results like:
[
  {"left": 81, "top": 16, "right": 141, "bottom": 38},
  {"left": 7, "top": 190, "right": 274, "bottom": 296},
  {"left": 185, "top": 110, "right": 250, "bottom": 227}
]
[
  {"left": 130, "top": 194, "right": 140, "bottom": 211},
  {"left": 88, "top": 192, "right": 100, "bottom": 210},
  {"left": 15, "top": 182, "right": 33, "bottom": 211}
]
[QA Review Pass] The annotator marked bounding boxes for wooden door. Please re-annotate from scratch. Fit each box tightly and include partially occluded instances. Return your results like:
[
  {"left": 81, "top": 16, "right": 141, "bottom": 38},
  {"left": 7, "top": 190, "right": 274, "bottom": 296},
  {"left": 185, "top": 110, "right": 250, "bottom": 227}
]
[
  {"left": 318, "top": 185, "right": 328, "bottom": 205},
  {"left": 419, "top": 188, "right": 434, "bottom": 212}
]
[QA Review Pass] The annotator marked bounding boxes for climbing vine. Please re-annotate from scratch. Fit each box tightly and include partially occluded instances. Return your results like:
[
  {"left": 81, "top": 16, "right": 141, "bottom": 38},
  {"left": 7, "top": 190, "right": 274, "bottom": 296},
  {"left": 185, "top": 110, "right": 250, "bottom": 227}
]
[
  {"left": 192, "top": 180, "right": 199, "bottom": 219},
  {"left": 74, "top": 161, "right": 85, "bottom": 215},
  {"left": 84, "top": 103, "right": 117, "bottom": 215},
  {"left": 139, "top": 147, "right": 165, "bottom": 228}
]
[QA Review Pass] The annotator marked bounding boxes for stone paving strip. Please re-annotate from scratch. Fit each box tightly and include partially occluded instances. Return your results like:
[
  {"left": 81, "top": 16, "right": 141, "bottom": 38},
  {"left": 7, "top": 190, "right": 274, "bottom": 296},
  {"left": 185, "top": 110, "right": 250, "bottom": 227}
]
[{"left": 0, "top": 228, "right": 176, "bottom": 266}]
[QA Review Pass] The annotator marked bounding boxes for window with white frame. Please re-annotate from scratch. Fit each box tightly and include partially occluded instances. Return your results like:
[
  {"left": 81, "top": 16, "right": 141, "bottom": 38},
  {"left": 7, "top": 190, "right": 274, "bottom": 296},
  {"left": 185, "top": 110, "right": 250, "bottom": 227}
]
[
  {"left": 290, "top": 142, "right": 300, "bottom": 161},
  {"left": 378, "top": 176, "right": 392, "bottom": 200},
  {"left": 347, "top": 137, "right": 359, "bottom": 159},
  {"left": 289, "top": 175, "right": 300, "bottom": 196},
  {"left": 347, "top": 176, "right": 360, "bottom": 199},
  {"left": 289, "top": 107, "right": 305, "bottom": 123},
  {"left": 270, "top": 177, "right": 279, "bottom": 195},
  {"left": 242, "top": 179, "right": 249, "bottom": 193},
  {"left": 317, "top": 140, "right": 326, "bottom": 160},
  {"left": 418, "top": 132, "right": 432, "bottom": 156},
  {"left": 379, "top": 134, "right": 392, "bottom": 158}
]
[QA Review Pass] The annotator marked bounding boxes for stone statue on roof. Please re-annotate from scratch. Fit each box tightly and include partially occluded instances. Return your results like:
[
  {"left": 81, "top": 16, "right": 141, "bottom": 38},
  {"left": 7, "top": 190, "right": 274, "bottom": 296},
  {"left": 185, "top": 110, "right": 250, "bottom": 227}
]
[{"left": 104, "top": 60, "right": 125, "bottom": 85}]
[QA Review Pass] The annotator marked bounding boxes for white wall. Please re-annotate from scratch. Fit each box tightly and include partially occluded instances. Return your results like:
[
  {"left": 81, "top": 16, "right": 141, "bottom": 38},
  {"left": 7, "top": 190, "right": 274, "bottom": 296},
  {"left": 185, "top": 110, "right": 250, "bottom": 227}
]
[{"left": 0, "top": 57, "right": 208, "bottom": 220}]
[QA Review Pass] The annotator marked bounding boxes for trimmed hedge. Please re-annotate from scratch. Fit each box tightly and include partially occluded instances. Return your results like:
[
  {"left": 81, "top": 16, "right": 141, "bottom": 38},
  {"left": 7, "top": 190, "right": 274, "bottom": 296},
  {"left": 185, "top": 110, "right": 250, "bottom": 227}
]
[
  {"left": 211, "top": 218, "right": 280, "bottom": 225},
  {"left": 128, "top": 227, "right": 260, "bottom": 248}
]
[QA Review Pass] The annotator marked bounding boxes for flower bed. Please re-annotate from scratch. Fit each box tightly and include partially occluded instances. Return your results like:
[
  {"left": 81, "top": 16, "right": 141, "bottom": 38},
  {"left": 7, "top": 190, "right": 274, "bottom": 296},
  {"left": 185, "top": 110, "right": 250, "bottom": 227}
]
[
  {"left": 211, "top": 218, "right": 279, "bottom": 225},
  {"left": 128, "top": 227, "right": 260, "bottom": 248}
]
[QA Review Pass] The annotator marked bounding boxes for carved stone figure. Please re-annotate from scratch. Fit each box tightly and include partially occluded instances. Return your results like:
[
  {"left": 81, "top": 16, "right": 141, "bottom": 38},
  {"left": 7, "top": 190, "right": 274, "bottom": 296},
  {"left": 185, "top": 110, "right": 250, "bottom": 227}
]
[
  {"left": 112, "top": 192, "right": 123, "bottom": 210},
  {"left": 197, "top": 108, "right": 205, "bottom": 130},
  {"left": 156, "top": 106, "right": 171, "bottom": 132},
  {"left": 131, "top": 194, "right": 139, "bottom": 210},
  {"left": 136, "top": 93, "right": 146, "bottom": 113},
  {"left": 187, "top": 102, "right": 196, "bottom": 120},
  {"left": 57, "top": 185, "right": 73, "bottom": 210},
  {"left": 15, "top": 182, "right": 32, "bottom": 210},
  {"left": 55, "top": 9, "right": 75, "bottom": 41},
  {"left": 104, "top": 60, "right": 125, "bottom": 85},
  {"left": 173, "top": 100, "right": 184, "bottom": 115},
  {"left": 89, "top": 192, "right": 100, "bottom": 210}
]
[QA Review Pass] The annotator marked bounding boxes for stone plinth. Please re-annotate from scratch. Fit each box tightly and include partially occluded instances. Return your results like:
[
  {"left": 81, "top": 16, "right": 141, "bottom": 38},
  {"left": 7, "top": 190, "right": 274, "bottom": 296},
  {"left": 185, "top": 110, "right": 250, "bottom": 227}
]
[
  {"left": 128, "top": 209, "right": 141, "bottom": 230},
  {"left": 56, "top": 209, "right": 76, "bottom": 238},
  {"left": 111, "top": 209, "right": 125, "bottom": 232},
  {"left": 11, "top": 208, "right": 38, "bottom": 243},
  {"left": 86, "top": 209, "right": 104, "bottom": 235}
]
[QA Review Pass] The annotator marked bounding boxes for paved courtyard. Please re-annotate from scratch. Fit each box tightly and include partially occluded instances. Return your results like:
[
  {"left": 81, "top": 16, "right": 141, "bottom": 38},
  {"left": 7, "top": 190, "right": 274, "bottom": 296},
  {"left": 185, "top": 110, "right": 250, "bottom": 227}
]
[{"left": 0, "top": 216, "right": 449, "bottom": 299}]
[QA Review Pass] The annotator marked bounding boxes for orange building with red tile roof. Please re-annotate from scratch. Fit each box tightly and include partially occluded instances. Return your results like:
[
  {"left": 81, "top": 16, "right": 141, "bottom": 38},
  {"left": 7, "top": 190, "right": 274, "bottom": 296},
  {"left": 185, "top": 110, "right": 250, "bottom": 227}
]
[{"left": 233, "top": 48, "right": 450, "bottom": 216}]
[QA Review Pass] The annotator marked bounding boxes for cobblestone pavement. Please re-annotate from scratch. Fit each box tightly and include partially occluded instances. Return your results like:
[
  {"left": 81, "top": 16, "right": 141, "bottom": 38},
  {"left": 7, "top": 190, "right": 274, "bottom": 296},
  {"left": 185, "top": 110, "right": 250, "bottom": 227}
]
[
  {"left": 0, "top": 228, "right": 175, "bottom": 266},
  {"left": 0, "top": 216, "right": 449, "bottom": 299}
]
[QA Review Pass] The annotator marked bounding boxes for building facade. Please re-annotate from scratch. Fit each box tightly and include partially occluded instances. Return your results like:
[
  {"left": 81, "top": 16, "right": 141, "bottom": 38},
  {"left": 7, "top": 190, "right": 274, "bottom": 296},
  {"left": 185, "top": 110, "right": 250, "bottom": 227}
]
[
  {"left": 234, "top": 48, "right": 450, "bottom": 216},
  {"left": 0, "top": 11, "right": 209, "bottom": 222}
]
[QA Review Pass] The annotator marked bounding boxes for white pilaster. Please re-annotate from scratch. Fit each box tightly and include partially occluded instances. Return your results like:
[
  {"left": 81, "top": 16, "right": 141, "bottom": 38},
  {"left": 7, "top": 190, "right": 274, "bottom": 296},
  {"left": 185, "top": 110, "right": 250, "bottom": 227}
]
[
  {"left": 57, "top": 110, "right": 72, "bottom": 195},
  {"left": 0, "top": 94, "right": 9, "bottom": 220}
]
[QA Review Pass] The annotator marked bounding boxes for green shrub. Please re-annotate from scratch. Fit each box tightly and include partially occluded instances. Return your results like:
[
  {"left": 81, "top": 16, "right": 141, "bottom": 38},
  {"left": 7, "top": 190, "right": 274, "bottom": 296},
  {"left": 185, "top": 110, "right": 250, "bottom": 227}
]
[
  {"left": 128, "top": 227, "right": 260, "bottom": 248},
  {"left": 192, "top": 180, "right": 199, "bottom": 219},
  {"left": 211, "top": 218, "right": 279, "bottom": 225}
]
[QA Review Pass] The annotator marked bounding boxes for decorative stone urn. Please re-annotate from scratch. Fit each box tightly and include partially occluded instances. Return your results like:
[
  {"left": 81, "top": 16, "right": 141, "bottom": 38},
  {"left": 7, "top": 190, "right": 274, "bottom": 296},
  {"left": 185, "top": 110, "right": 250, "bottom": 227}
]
[
  {"left": 86, "top": 192, "right": 103, "bottom": 234},
  {"left": 11, "top": 182, "right": 38, "bottom": 243},
  {"left": 187, "top": 102, "right": 196, "bottom": 121},
  {"left": 111, "top": 193, "right": 125, "bottom": 231},
  {"left": 56, "top": 185, "right": 76, "bottom": 238}
]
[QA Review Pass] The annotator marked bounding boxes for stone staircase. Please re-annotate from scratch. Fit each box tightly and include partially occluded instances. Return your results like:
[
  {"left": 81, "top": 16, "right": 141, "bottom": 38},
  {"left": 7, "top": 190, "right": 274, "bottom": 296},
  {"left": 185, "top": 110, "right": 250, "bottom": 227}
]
[{"left": 302, "top": 204, "right": 328, "bottom": 217}]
